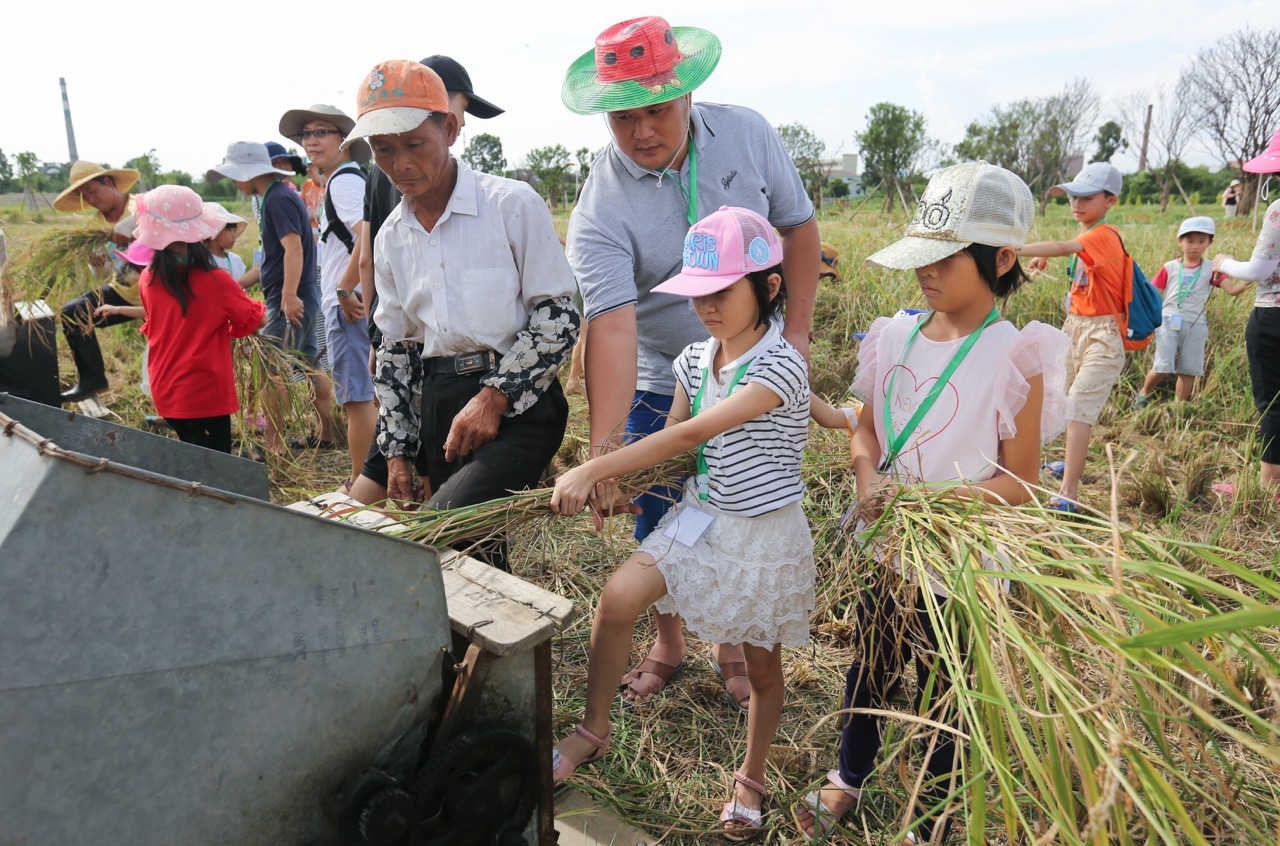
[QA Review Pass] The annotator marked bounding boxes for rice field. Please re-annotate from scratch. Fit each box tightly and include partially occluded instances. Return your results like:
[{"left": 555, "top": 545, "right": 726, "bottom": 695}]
[{"left": 3, "top": 197, "right": 1277, "bottom": 845}]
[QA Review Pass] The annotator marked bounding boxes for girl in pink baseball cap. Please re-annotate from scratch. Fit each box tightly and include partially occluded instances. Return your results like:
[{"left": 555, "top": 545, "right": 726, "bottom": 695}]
[{"left": 548, "top": 206, "right": 818, "bottom": 839}]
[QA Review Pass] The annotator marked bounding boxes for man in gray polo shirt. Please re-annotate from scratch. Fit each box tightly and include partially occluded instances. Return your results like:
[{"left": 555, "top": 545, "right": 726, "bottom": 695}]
[{"left": 563, "top": 15, "right": 821, "bottom": 712}]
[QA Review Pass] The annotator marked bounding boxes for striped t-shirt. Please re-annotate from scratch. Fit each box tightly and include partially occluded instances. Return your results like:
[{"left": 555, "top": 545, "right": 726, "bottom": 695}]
[{"left": 674, "top": 327, "right": 810, "bottom": 516}]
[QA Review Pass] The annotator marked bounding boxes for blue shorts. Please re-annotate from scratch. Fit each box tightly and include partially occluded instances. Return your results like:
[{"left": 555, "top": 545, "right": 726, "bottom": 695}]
[
  {"left": 324, "top": 304, "right": 374, "bottom": 404},
  {"left": 625, "top": 390, "right": 683, "bottom": 541},
  {"left": 263, "top": 288, "right": 321, "bottom": 367}
]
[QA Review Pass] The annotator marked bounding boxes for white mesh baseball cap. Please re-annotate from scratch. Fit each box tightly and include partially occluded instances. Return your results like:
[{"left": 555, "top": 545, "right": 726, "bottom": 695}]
[
  {"left": 865, "top": 161, "right": 1034, "bottom": 271},
  {"left": 1177, "top": 216, "right": 1216, "bottom": 238}
]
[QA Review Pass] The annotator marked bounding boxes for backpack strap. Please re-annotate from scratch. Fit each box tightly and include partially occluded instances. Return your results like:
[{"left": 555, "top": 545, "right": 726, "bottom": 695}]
[{"left": 321, "top": 164, "right": 367, "bottom": 254}]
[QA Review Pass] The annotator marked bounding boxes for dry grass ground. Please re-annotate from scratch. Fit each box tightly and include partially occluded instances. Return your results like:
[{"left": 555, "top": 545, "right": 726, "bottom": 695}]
[{"left": 4, "top": 197, "right": 1278, "bottom": 845}]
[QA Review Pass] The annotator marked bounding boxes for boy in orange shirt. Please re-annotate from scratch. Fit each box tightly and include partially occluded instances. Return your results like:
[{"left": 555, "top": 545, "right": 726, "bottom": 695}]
[{"left": 1020, "top": 162, "right": 1126, "bottom": 512}]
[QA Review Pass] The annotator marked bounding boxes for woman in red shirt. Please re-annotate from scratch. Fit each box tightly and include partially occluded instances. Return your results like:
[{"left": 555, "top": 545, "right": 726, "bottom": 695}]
[{"left": 134, "top": 186, "right": 265, "bottom": 452}]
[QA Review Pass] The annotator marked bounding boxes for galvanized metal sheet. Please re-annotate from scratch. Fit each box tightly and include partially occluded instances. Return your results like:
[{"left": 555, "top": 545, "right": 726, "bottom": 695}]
[
  {"left": 0, "top": 431, "right": 450, "bottom": 846},
  {"left": 0, "top": 391, "right": 268, "bottom": 499}
]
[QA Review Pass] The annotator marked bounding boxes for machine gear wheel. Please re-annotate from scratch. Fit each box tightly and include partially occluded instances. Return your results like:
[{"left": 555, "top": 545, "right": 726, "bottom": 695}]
[
  {"left": 358, "top": 787, "right": 417, "bottom": 845},
  {"left": 411, "top": 725, "right": 538, "bottom": 846}
]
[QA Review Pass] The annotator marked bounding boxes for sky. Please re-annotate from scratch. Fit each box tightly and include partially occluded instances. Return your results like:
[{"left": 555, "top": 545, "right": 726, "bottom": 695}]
[{"left": 2, "top": 0, "right": 1277, "bottom": 181}]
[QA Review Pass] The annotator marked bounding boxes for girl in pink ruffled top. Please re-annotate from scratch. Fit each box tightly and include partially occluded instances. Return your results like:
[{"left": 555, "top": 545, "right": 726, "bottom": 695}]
[{"left": 795, "top": 162, "right": 1072, "bottom": 843}]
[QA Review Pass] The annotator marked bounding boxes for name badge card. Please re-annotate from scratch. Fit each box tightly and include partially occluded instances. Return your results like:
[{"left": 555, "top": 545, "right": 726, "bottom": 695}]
[
  {"left": 663, "top": 506, "right": 715, "bottom": 547},
  {"left": 1168, "top": 314, "right": 1183, "bottom": 332}
]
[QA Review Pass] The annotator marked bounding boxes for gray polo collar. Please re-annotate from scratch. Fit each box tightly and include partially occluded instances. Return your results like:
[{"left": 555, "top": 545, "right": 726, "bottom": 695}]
[{"left": 612, "top": 103, "right": 716, "bottom": 182}]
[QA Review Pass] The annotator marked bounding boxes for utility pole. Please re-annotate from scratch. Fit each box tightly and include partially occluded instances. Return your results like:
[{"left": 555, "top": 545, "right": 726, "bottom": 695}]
[
  {"left": 60, "top": 78, "right": 78, "bottom": 163},
  {"left": 1137, "top": 103, "right": 1152, "bottom": 172}
]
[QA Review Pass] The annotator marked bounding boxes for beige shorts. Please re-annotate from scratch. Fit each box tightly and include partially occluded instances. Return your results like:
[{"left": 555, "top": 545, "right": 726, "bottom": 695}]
[{"left": 1064, "top": 313, "right": 1126, "bottom": 425}]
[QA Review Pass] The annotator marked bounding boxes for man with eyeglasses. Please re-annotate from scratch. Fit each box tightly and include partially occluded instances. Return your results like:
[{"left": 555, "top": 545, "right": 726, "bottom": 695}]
[{"left": 279, "top": 104, "right": 376, "bottom": 488}]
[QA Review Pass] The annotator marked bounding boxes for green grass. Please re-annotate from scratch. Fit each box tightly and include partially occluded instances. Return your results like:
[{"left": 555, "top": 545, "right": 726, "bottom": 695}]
[{"left": 3, "top": 201, "right": 1277, "bottom": 844}]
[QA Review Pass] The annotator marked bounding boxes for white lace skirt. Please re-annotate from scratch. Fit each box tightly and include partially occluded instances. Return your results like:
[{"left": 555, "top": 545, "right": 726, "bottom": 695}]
[{"left": 639, "top": 487, "right": 816, "bottom": 649}]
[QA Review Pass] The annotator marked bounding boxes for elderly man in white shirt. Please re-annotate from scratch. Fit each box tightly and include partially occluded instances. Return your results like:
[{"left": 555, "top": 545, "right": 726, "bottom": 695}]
[{"left": 342, "top": 59, "right": 579, "bottom": 568}]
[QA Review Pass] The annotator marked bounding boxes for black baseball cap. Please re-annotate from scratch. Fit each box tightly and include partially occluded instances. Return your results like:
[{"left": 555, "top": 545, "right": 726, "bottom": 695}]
[{"left": 419, "top": 55, "right": 504, "bottom": 119}]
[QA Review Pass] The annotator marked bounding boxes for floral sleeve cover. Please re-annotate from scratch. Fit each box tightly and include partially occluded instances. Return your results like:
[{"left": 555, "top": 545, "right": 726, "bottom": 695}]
[
  {"left": 375, "top": 340, "right": 424, "bottom": 460},
  {"left": 481, "top": 296, "right": 581, "bottom": 416}
]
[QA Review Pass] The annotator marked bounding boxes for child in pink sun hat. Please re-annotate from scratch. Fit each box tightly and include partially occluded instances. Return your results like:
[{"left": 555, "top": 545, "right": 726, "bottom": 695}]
[
  {"left": 131, "top": 186, "right": 265, "bottom": 452},
  {"left": 548, "top": 206, "right": 817, "bottom": 839}
]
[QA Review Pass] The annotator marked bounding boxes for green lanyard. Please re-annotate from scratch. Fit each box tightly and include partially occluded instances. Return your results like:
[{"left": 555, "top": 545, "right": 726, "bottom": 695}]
[
  {"left": 1175, "top": 259, "right": 1204, "bottom": 307},
  {"left": 660, "top": 139, "right": 698, "bottom": 227},
  {"left": 691, "top": 356, "right": 752, "bottom": 500},
  {"left": 879, "top": 308, "right": 999, "bottom": 474},
  {"left": 255, "top": 179, "right": 281, "bottom": 230},
  {"left": 1067, "top": 218, "right": 1108, "bottom": 285}
]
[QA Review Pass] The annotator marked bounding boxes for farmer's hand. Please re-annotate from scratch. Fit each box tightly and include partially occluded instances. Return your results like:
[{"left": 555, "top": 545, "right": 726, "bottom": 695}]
[
  {"left": 444, "top": 387, "right": 508, "bottom": 463},
  {"left": 551, "top": 464, "right": 597, "bottom": 515},
  {"left": 1027, "top": 256, "right": 1049, "bottom": 275},
  {"left": 339, "top": 291, "right": 367, "bottom": 324},
  {"left": 94, "top": 304, "right": 122, "bottom": 319},
  {"left": 387, "top": 456, "right": 425, "bottom": 508},
  {"left": 281, "top": 292, "right": 304, "bottom": 327}
]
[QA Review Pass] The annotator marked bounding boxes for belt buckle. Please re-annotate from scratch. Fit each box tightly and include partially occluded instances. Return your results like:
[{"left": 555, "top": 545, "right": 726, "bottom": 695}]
[{"left": 454, "top": 351, "right": 492, "bottom": 375}]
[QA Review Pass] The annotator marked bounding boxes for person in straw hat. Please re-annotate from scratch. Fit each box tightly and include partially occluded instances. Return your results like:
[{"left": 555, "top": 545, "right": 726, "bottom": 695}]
[
  {"left": 561, "top": 15, "right": 821, "bottom": 717},
  {"left": 1212, "top": 128, "right": 1280, "bottom": 493},
  {"left": 52, "top": 161, "right": 143, "bottom": 402},
  {"left": 342, "top": 58, "right": 579, "bottom": 570},
  {"left": 279, "top": 102, "right": 376, "bottom": 488}
]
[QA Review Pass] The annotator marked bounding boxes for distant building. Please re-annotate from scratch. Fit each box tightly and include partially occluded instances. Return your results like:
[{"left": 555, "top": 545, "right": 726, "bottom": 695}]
[
  {"left": 821, "top": 153, "right": 859, "bottom": 185},
  {"left": 40, "top": 162, "right": 64, "bottom": 177}
]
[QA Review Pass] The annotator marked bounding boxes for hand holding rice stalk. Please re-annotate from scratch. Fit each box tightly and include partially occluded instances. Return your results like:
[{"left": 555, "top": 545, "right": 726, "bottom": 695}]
[
  {"left": 378, "top": 454, "right": 695, "bottom": 550},
  {"left": 7, "top": 225, "right": 116, "bottom": 302},
  {"left": 816, "top": 487, "right": 1280, "bottom": 844}
]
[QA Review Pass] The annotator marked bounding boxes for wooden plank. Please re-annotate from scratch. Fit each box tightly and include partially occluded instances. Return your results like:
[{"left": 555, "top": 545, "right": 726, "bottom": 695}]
[
  {"left": 439, "top": 550, "right": 576, "bottom": 656},
  {"left": 286, "top": 495, "right": 578, "bottom": 656}
]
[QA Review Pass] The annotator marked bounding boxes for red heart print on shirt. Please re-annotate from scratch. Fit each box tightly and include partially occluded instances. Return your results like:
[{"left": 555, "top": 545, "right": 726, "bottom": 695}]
[{"left": 881, "top": 364, "right": 960, "bottom": 453}]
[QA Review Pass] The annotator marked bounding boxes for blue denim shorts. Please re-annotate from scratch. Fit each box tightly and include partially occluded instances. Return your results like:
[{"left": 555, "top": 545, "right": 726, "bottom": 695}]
[
  {"left": 263, "top": 289, "right": 321, "bottom": 367},
  {"left": 324, "top": 304, "right": 375, "bottom": 404}
]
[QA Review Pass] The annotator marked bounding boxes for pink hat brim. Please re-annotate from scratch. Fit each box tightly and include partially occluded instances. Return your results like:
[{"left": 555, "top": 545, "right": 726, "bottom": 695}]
[
  {"left": 132, "top": 208, "right": 227, "bottom": 250},
  {"left": 1243, "top": 152, "right": 1280, "bottom": 174},
  {"left": 652, "top": 271, "right": 745, "bottom": 297}
]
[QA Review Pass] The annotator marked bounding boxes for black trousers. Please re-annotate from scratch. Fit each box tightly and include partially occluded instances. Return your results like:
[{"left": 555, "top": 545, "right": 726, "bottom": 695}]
[
  {"left": 837, "top": 586, "right": 965, "bottom": 841},
  {"left": 383, "top": 374, "right": 568, "bottom": 570},
  {"left": 1246, "top": 307, "right": 1280, "bottom": 464},
  {"left": 167, "top": 415, "right": 233, "bottom": 453},
  {"left": 60, "top": 283, "right": 133, "bottom": 386}
]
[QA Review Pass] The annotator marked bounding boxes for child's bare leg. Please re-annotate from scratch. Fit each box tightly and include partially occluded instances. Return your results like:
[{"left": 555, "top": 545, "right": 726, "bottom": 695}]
[
  {"left": 733, "top": 643, "right": 784, "bottom": 809},
  {"left": 1059, "top": 420, "right": 1090, "bottom": 501},
  {"left": 1262, "top": 461, "right": 1280, "bottom": 488},
  {"left": 311, "top": 370, "right": 335, "bottom": 442},
  {"left": 556, "top": 552, "right": 668, "bottom": 767},
  {"left": 1139, "top": 370, "right": 1167, "bottom": 397},
  {"left": 1175, "top": 375, "right": 1195, "bottom": 401}
]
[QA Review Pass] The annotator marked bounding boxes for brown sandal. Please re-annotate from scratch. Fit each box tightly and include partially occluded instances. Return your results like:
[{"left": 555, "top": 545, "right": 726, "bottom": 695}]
[
  {"left": 618, "top": 657, "right": 682, "bottom": 708},
  {"left": 711, "top": 658, "right": 751, "bottom": 714}
]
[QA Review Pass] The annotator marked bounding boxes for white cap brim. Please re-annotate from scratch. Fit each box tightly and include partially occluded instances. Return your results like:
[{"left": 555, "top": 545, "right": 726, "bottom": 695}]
[
  {"left": 205, "top": 163, "right": 295, "bottom": 183},
  {"left": 342, "top": 107, "right": 435, "bottom": 150},
  {"left": 865, "top": 235, "right": 967, "bottom": 271}
]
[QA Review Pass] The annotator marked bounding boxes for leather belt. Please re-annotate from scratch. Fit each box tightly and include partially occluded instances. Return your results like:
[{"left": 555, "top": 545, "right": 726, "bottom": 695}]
[{"left": 423, "top": 350, "right": 498, "bottom": 376}]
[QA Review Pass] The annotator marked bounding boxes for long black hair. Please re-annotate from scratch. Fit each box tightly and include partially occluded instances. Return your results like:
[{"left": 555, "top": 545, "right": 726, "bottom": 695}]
[
  {"left": 963, "top": 244, "right": 1028, "bottom": 300},
  {"left": 149, "top": 242, "right": 216, "bottom": 317}
]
